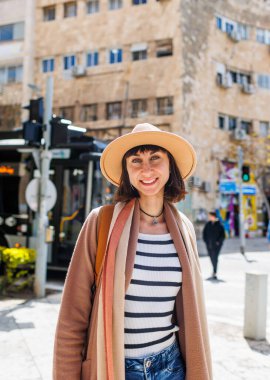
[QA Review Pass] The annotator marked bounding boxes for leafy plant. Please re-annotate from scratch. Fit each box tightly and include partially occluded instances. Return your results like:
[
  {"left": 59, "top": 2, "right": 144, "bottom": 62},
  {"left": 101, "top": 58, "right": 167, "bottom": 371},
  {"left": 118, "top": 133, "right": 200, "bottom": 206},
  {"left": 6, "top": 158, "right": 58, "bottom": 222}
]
[{"left": 0, "top": 246, "right": 36, "bottom": 294}]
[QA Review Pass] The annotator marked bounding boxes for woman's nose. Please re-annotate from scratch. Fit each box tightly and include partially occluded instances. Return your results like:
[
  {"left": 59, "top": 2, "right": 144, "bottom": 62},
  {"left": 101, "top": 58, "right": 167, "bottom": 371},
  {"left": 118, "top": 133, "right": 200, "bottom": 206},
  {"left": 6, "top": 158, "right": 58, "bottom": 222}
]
[{"left": 141, "top": 161, "right": 152, "bottom": 172}]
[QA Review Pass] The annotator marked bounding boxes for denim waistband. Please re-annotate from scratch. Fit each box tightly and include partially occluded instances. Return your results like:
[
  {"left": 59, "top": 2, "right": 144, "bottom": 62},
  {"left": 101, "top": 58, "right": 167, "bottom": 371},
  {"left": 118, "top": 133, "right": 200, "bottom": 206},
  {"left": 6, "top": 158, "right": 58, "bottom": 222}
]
[{"left": 125, "top": 340, "right": 180, "bottom": 372}]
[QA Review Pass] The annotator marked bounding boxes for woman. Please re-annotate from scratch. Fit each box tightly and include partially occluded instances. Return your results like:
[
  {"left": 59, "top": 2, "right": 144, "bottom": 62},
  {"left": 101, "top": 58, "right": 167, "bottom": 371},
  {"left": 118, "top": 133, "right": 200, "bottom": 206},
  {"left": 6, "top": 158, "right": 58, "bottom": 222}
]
[{"left": 53, "top": 123, "right": 212, "bottom": 380}]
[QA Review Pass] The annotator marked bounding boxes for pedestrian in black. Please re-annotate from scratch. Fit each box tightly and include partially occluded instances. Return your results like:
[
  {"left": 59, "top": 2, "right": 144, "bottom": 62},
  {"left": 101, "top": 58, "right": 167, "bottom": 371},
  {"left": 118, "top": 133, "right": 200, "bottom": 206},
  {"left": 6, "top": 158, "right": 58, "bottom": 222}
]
[{"left": 203, "top": 211, "right": 225, "bottom": 279}]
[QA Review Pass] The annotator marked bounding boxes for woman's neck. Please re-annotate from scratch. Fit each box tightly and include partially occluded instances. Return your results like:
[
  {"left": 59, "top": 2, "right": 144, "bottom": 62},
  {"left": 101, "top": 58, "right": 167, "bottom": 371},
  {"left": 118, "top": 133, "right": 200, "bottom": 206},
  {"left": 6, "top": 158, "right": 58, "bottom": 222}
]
[
  {"left": 138, "top": 197, "right": 166, "bottom": 230},
  {"left": 138, "top": 197, "right": 164, "bottom": 217}
]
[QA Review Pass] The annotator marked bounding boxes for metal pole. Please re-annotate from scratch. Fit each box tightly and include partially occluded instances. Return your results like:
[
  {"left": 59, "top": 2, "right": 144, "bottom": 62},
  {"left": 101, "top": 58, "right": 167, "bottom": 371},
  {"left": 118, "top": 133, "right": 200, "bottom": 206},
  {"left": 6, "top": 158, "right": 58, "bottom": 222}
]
[
  {"left": 237, "top": 146, "right": 246, "bottom": 256},
  {"left": 34, "top": 76, "right": 53, "bottom": 297}
]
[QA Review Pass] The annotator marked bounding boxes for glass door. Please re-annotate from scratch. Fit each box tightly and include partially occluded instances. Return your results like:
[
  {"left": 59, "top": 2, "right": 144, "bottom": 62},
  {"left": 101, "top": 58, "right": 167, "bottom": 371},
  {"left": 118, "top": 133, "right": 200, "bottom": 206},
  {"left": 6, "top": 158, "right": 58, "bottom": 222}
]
[{"left": 51, "top": 162, "right": 87, "bottom": 268}]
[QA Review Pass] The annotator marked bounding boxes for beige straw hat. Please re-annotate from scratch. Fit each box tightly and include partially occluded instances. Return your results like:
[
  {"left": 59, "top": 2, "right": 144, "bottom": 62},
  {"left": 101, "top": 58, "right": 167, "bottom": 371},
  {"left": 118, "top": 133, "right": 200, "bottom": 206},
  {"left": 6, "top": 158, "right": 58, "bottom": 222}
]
[{"left": 100, "top": 123, "right": 197, "bottom": 186}]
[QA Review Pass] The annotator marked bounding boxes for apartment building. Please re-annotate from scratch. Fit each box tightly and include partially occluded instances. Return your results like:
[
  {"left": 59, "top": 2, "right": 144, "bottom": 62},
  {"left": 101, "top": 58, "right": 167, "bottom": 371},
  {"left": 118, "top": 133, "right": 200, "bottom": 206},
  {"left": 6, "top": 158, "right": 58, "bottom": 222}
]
[
  {"left": 34, "top": 0, "right": 180, "bottom": 141},
  {"left": 1, "top": 0, "right": 270, "bottom": 232},
  {"left": 0, "top": 0, "right": 36, "bottom": 128}
]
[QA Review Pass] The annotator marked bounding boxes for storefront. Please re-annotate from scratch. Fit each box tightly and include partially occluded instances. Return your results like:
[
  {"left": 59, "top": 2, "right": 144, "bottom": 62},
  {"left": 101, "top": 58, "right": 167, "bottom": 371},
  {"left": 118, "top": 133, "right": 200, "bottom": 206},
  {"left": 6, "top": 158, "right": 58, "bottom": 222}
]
[{"left": 218, "top": 161, "right": 257, "bottom": 237}]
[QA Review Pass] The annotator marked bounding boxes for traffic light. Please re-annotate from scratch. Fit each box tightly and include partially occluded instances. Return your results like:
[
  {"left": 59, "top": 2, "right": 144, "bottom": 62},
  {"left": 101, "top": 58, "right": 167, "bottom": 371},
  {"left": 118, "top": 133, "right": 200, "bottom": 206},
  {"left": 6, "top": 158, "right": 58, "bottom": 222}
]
[
  {"left": 50, "top": 116, "right": 69, "bottom": 147},
  {"left": 241, "top": 165, "right": 250, "bottom": 182},
  {"left": 24, "top": 98, "right": 44, "bottom": 123},
  {"left": 23, "top": 98, "right": 44, "bottom": 145},
  {"left": 50, "top": 116, "right": 87, "bottom": 147}
]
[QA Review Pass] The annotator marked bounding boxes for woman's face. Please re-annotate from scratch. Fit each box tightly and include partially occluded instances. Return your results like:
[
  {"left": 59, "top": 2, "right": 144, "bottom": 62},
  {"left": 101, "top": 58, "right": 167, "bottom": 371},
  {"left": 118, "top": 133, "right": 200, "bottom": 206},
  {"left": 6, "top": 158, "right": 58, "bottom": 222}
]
[{"left": 126, "top": 149, "right": 170, "bottom": 200}]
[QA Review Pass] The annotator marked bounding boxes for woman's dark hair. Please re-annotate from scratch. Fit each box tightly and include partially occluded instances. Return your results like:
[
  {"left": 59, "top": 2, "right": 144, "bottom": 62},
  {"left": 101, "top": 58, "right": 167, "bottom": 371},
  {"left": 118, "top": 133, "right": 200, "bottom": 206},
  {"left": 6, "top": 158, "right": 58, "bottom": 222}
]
[{"left": 114, "top": 145, "right": 187, "bottom": 203}]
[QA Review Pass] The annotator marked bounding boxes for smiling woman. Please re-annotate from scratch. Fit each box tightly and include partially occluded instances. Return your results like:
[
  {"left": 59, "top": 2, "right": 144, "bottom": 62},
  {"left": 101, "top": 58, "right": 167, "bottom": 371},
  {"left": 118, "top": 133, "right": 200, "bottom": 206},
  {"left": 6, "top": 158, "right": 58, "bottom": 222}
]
[{"left": 53, "top": 123, "right": 213, "bottom": 380}]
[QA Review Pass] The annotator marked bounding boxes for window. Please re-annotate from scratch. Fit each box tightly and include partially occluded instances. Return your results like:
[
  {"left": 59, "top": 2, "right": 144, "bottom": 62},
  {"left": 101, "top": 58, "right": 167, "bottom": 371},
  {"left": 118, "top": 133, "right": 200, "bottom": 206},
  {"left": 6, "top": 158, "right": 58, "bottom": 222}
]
[
  {"left": 256, "top": 28, "right": 270, "bottom": 44},
  {"left": 16, "top": 66, "right": 22, "bottom": 82},
  {"left": 228, "top": 117, "right": 237, "bottom": 131},
  {"left": 225, "top": 22, "right": 234, "bottom": 34},
  {"left": 156, "top": 39, "right": 173, "bottom": 58},
  {"left": 216, "top": 16, "right": 222, "bottom": 30},
  {"left": 0, "top": 68, "right": 5, "bottom": 84},
  {"left": 0, "top": 22, "right": 24, "bottom": 42},
  {"left": 0, "top": 24, "right": 13, "bottom": 41},
  {"left": 59, "top": 106, "right": 75, "bottom": 121},
  {"left": 258, "top": 74, "right": 270, "bottom": 89},
  {"left": 7, "top": 67, "right": 17, "bottom": 83},
  {"left": 42, "top": 58, "right": 55, "bottom": 73},
  {"left": 218, "top": 114, "right": 226, "bottom": 130},
  {"left": 241, "top": 120, "right": 252, "bottom": 135},
  {"left": 80, "top": 104, "right": 98, "bottom": 121},
  {"left": 86, "top": 51, "right": 98, "bottom": 67},
  {"left": 109, "top": 49, "right": 122, "bottom": 64},
  {"left": 131, "top": 43, "right": 147, "bottom": 61},
  {"left": 106, "top": 102, "right": 122, "bottom": 120},
  {"left": 237, "top": 24, "right": 248, "bottom": 40},
  {"left": 131, "top": 99, "right": 147, "bottom": 118},
  {"left": 133, "top": 0, "right": 147, "bottom": 5},
  {"left": 108, "top": 0, "right": 122, "bottom": 9},
  {"left": 156, "top": 97, "right": 173, "bottom": 115},
  {"left": 229, "top": 71, "right": 237, "bottom": 84},
  {"left": 63, "top": 55, "right": 76, "bottom": 70},
  {"left": 215, "top": 16, "right": 249, "bottom": 40},
  {"left": 228, "top": 71, "right": 251, "bottom": 85},
  {"left": 259, "top": 121, "right": 269, "bottom": 137},
  {"left": 64, "top": 2, "right": 77, "bottom": 18},
  {"left": 256, "top": 28, "right": 265, "bottom": 43},
  {"left": 0, "top": 66, "right": 22, "bottom": 84},
  {"left": 87, "top": 0, "right": 99, "bottom": 14},
  {"left": 43, "top": 6, "right": 56, "bottom": 21},
  {"left": 239, "top": 73, "right": 251, "bottom": 85},
  {"left": 132, "top": 50, "right": 147, "bottom": 61}
]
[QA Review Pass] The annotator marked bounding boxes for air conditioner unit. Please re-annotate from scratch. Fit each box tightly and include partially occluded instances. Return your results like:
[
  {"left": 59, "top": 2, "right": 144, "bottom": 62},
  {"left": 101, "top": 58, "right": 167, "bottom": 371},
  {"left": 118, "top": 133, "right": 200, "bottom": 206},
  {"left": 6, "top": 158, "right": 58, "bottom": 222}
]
[
  {"left": 233, "top": 128, "right": 247, "bottom": 140},
  {"left": 190, "top": 176, "right": 202, "bottom": 188},
  {"left": 217, "top": 73, "right": 232, "bottom": 88},
  {"left": 227, "top": 29, "right": 241, "bottom": 42},
  {"left": 241, "top": 83, "right": 255, "bottom": 94},
  {"left": 72, "top": 65, "right": 87, "bottom": 77},
  {"left": 200, "top": 181, "right": 211, "bottom": 192}
]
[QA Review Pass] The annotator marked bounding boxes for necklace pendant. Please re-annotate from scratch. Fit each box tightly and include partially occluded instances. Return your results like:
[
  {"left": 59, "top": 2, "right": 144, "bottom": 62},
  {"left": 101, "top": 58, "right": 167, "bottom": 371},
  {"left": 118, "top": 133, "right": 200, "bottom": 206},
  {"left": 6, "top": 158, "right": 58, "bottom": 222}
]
[{"left": 152, "top": 217, "right": 158, "bottom": 225}]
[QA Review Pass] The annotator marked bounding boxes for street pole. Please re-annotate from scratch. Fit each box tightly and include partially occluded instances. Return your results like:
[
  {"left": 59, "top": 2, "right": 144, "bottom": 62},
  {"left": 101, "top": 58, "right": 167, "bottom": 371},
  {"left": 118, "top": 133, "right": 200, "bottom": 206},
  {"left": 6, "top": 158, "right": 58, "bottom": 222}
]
[
  {"left": 237, "top": 146, "right": 246, "bottom": 256},
  {"left": 34, "top": 76, "right": 53, "bottom": 298}
]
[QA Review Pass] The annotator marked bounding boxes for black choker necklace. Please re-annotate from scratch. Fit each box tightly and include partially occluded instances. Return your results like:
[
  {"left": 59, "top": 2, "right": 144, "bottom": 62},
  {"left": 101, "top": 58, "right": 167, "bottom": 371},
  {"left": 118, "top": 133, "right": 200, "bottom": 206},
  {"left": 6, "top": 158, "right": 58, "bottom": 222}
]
[{"left": 139, "top": 206, "right": 164, "bottom": 225}]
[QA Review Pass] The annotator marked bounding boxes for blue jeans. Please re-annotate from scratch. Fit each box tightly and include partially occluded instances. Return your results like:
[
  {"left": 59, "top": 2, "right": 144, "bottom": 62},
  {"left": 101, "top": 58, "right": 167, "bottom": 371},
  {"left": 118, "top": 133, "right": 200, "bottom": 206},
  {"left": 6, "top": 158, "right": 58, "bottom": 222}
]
[{"left": 125, "top": 341, "right": 186, "bottom": 380}]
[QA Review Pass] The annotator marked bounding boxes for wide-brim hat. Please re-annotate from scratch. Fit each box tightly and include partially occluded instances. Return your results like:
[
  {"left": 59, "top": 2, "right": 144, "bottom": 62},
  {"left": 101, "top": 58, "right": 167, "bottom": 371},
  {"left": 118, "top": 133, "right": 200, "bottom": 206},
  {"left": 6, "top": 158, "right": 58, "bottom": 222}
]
[{"left": 100, "top": 123, "right": 197, "bottom": 186}]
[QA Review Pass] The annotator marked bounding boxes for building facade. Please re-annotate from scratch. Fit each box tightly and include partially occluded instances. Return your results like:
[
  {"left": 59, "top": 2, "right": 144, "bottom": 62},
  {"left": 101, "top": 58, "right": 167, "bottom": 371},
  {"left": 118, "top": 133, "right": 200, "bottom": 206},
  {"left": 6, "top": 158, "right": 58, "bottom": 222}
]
[
  {"left": 0, "top": 0, "right": 36, "bottom": 128},
  {"left": 1, "top": 0, "right": 270, "bottom": 234}
]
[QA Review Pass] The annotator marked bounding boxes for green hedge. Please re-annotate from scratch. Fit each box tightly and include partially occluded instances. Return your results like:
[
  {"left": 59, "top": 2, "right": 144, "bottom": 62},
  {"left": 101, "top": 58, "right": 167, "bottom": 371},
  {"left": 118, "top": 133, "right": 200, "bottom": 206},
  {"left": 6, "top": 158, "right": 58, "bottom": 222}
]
[{"left": 0, "top": 246, "right": 36, "bottom": 294}]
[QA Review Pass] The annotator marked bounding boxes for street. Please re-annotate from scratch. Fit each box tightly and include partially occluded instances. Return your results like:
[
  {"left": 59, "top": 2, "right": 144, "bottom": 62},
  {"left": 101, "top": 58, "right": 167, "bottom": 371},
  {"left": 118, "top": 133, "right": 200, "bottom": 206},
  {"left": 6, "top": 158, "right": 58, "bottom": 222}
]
[{"left": 0, "top": 239, "right": 269, "bottom": 380}]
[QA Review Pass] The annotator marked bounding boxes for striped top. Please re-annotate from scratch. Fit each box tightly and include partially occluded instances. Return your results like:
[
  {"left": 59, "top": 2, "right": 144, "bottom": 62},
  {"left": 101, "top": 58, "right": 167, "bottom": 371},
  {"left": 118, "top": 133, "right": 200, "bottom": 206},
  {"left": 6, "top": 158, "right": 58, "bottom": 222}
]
[{"left": 124, "top": 232, "right": 182, "bottom": 358}]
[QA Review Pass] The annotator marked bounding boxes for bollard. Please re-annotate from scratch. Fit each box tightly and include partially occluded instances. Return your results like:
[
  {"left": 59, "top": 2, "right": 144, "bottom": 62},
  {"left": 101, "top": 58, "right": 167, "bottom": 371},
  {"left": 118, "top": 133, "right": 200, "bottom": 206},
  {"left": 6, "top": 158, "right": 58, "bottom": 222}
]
[{"left": 244, "top": 272, "right": 268, "bottom": 340}]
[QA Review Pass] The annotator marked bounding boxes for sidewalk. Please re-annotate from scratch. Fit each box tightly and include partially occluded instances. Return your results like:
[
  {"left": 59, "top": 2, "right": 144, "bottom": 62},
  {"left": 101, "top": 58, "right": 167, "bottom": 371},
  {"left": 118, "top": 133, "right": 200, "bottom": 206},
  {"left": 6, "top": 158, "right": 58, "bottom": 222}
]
[
  {"left": 197, "top": 236, "right": 270, "bottom": 256},
  {"left": 0, "top": 240, "right": 269, "bottom": 380}
]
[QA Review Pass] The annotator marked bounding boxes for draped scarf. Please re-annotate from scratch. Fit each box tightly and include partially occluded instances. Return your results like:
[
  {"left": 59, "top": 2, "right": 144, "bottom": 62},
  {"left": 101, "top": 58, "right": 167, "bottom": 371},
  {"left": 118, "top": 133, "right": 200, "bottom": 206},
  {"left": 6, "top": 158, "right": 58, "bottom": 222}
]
[{"left": 95, "top": 199, "right": 212, "bottom": 380}]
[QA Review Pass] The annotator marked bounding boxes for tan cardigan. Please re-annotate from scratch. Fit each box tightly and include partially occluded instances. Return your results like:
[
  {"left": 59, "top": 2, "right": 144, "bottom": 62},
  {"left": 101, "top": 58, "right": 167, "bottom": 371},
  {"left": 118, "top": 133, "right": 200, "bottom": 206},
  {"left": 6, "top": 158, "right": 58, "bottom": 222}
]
[{"left": 53, "top": 200, "right": 212, "bottom": 380}]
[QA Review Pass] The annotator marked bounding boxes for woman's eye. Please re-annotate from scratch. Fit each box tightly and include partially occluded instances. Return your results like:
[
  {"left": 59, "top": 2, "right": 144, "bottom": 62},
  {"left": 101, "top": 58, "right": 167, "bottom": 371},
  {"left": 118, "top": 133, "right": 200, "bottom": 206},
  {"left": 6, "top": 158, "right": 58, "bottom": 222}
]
[
  {"left": 131, "top": 158, "right": 141, "bottom": 163},
  {"left": 151, "top": 155, "right": 160, "bottom": 161}
]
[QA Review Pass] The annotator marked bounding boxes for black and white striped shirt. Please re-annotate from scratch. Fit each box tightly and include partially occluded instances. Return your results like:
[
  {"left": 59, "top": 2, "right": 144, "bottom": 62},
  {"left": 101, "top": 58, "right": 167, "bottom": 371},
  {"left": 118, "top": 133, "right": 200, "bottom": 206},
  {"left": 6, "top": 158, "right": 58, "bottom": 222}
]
[{"left": 124, "top": 232, "right": 182, "bottom": 358}]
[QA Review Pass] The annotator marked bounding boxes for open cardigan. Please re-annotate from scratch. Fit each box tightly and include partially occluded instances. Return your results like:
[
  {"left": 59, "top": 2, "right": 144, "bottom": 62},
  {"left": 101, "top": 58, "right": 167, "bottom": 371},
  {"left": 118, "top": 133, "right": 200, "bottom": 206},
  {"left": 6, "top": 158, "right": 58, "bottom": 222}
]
[{"left": 53, "top": 200, "right": 212, "bottom": 380}]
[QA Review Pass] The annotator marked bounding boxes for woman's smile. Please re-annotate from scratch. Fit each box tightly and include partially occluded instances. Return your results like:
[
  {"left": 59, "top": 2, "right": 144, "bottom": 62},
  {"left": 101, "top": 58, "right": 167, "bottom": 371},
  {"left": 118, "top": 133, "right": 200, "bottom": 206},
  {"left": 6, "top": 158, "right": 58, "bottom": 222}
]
[{"left": 140, "top": 178, "right": 158, "bottom": 186}]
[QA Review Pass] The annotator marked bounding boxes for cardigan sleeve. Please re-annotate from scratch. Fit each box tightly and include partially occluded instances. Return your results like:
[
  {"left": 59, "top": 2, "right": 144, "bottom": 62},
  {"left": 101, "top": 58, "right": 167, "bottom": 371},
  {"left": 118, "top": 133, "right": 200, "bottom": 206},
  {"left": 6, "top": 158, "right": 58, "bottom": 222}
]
[
  {"left": 178, "top": 210, "right": 202, "bottom": 272},
  {"left": 53, "top": 207, "right": 100, "bottom": 380}
]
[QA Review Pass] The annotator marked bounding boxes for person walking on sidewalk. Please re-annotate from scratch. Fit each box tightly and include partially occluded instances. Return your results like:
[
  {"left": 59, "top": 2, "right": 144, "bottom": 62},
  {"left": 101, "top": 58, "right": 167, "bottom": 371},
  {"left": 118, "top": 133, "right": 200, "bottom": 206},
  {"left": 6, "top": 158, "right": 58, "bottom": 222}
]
[
  {"left": 53, "top": 123, "right": 212, "bottom": 380},
  {"left": 203, "top": 211, "right": 225, "bottom": 279}
]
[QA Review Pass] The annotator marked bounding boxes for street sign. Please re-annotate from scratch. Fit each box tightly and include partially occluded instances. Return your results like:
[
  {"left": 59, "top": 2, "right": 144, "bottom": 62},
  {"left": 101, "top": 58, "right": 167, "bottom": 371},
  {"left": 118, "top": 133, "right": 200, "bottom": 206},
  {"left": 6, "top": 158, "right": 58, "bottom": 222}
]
[
  {"left": 25, "top": 178, "right": 57, "bottom": 212},
  {"left": 51, "top": 149, "right": 71, "bottom": 159}
]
